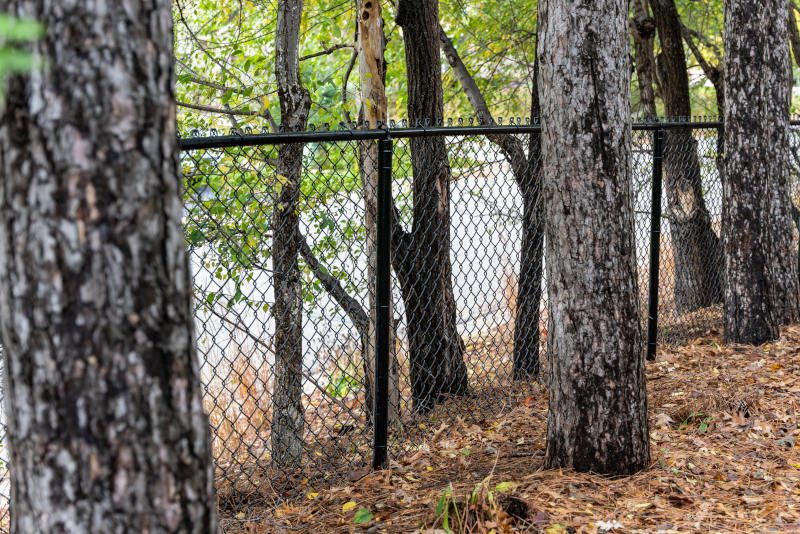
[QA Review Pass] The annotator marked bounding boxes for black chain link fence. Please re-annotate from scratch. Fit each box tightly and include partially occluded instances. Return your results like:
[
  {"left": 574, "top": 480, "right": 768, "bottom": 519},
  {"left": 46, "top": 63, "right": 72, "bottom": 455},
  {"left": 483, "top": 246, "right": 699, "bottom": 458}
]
[{"left": 0, "top": 119, "right": 798, "bottom": 530}]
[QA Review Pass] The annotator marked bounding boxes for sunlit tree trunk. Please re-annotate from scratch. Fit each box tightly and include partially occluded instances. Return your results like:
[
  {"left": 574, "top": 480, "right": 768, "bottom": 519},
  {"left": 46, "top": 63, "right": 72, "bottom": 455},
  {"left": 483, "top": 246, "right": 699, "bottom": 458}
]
[
  {"left": 0, "top": 0, "right": 216, "bottom": 530},
  {"left": 723, "top": 0, "right": 800, "bottom": 344},
  {"left": 357, "top": 0, "right": 399, "bottom": 424},
  {"left": 538, "top": 0, "right": 650, "bottom": 474},
  {"left": 272, "top": 0, "right": 311, "bottom": 468}
]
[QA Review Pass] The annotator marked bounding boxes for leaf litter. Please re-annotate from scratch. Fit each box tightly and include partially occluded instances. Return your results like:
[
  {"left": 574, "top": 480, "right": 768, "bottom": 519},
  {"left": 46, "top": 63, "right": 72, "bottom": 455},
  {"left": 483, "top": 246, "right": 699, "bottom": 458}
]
[{"left": 225, "top": 324, "right": 800, "bottom": 533}]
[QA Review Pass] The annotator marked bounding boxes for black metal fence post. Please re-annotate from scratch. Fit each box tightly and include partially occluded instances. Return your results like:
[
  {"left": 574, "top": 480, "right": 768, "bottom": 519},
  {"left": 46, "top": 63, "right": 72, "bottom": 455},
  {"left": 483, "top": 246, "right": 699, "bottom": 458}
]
[
  {"left": 647, "top": 126, "right": 665, "bottom": 361},
  {"left": 373, "top": 135, "right": 392, "bottom": 469}
]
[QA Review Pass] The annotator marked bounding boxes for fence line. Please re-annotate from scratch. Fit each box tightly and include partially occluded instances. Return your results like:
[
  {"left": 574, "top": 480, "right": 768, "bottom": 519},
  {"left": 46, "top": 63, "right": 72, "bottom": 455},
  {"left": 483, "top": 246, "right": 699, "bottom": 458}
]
[{"left": 3, "top": 118, "right": 799, "bottom": 530}]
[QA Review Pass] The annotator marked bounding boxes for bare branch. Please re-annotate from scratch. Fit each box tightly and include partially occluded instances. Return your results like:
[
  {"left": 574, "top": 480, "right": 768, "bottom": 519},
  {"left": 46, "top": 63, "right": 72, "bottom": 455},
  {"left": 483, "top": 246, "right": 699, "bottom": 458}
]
[{"left": 300, "top": 42, "right": 355, "bottom": 61}]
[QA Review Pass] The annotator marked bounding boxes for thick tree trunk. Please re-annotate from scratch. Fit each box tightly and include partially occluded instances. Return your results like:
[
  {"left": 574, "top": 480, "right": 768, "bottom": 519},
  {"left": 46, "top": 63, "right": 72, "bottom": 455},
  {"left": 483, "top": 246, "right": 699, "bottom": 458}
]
[
  {"left": 272, "top": 0, "right": 310, "bottom": 468},
  {"left": 396, "top": 0, "right": 469, "bottom": 413},
  {"left": 651, "top": 0, "right": 724, "bottom": 313},
  {"left": 357, "top": 0, "right": 400, "bottom": 425},
  {"left": 723, "top": 0, "right": 800, "bottom": 344},
  {"left": 438, "top": 28, "right": 544, "bottom": 380},
  {"left": 0, "top": 1, "right": 216, "bottom": 531},
  {"left": 630, "top": 0, "right": 658, "bottom": 118},
  {"left": 538, "top": 0, "right": 650, "bottom": 474}
]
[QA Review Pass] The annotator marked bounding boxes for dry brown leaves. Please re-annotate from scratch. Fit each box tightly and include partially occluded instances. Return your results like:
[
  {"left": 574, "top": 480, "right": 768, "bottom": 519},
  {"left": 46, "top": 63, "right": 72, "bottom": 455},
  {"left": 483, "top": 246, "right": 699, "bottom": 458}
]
[{"left": 228, "top": 325, "right": 800, "bottom": 533}]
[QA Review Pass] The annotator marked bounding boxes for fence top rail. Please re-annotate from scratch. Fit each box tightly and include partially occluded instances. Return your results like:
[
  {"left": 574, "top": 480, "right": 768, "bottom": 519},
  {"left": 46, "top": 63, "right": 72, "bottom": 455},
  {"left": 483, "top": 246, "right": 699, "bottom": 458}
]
[{"left": 178, "top": 117, "right": 800, "bottom": 151}]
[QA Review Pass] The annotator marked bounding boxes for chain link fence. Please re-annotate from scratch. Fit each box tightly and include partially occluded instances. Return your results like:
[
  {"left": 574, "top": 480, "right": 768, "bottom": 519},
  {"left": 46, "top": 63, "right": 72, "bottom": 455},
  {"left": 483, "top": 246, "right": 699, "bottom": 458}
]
[
  {"left": 0, "top": 119, "right": 798, "bottom": 529},
  {"left": 177, "top": 118, "right": 742, "bottom": 520}
]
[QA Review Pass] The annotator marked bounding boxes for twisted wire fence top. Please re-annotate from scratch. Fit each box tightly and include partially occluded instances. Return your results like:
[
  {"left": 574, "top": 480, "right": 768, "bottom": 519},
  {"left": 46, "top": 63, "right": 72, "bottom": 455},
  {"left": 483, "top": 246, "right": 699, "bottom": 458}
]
[{"left": 0, "top": 119, "right": 799, "bottom": 532}]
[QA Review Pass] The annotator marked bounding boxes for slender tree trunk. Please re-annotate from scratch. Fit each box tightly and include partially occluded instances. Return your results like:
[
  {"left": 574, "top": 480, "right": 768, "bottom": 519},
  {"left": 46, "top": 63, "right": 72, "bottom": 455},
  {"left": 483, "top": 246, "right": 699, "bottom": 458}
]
[
  {"left": 395, "top": 0, "right": 469, "bottom": 413},
  {"left": 723, "top": 0, "right": 800, "bottom": 344},
  {"left": 538, "top": 0, "right": 650, "bottom": 474},
  {"left": 0, "top": 1, "right": 216, "bottom": 530},
  {"left": 438, "top": 28, "right": 544, "bottom": 380},
  {"left": 630, "top": 0, "right": 658, "bottom": 118},
  {"left": 651, "top": 0, "right": 724, "bottom": 313},
  {"left": 357, "top": 0, "right": 400, "bottom": 425},
  {"left": 272, "top": 0, "right": 310, "bottom": 468}
]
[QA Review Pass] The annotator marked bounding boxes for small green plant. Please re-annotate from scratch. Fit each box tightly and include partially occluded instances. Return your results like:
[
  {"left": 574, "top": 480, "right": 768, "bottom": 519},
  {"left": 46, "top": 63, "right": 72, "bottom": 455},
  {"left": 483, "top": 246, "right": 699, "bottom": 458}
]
[
  {"left": 679, "top": 412, "right": 713, "bottom": 433},
  {"left": 434, "top": 484, "right": 457, "bottom": 534},
  {"left": 324, "top": 366, "right": 361, "bottom": 399},
  {"left": 0, "top": 14, "right": 42, "bottom": 78}
]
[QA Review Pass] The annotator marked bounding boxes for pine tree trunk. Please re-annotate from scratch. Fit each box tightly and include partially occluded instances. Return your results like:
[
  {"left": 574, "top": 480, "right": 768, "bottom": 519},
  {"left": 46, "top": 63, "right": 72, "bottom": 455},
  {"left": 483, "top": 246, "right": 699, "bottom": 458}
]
[
  {"left": 723, "top": 0, "right": 800, "bottom": 344},
  {"left": 651, "top": 0, "right": 724, "bottom": 313},
  {"left": 538, "top": 0, "right": 650, "bottom": 474},
  {"left": 396, "top": 0, "right": 469, "bottom": 413},
  {"left": 357, "top": 0, "right": 400, "bottom": 425},
  {"left": 0, "top": 1, "right": 216, "bottom": 530},
  {"left": 271, "top": 0, "right": 310, "bottom": 468}
]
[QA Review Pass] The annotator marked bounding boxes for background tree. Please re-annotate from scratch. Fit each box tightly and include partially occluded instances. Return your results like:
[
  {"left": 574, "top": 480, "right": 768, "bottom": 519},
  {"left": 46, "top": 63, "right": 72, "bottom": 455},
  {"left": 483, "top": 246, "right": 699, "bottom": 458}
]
[
  {"left": 395, "top": 0, "right": 469, "bottom": 412},
  {"left": 271, "top": 0, "right": 311, "bottom": 468},
  {"left": 723, "top": 0, "right": 800, "bottom": 344},
  {"left": 439, "top": 27, "right": 544, "bottom": 380},
  {"left": 538, "top": 0, "right": 650, "bottom": 473},
  {"left": 651, "top": 0, "right": 725, "bottom": 314},
  {"left": 0, "top": 0, "right": 216, "bottom": 530}
]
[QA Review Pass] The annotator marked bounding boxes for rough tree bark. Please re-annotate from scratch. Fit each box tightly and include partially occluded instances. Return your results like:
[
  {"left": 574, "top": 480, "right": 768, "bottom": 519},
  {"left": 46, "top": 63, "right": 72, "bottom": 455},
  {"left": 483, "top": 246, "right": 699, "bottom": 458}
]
[
  {"left": 651, "top": 0, "right": 724, "bottom": 313},
  {"left": 0, "top": 0, "right": 216, "bottom": 531},
  {"left": 357, "top": 0, "right": 400, "bottom": 424},
  {"left": 630, "top": 0, "right": 658, "bottom": 118},
  {"left": 272, "top": 0, "right": 311, "bottom": 468},
  {"left": 538, "top": 0, "right": 650, "bottom": 474},
  {"left": 395, "top": 0, "right": 469, "bottom": 413},
  {"left": 439, "top": 27, "right": 544, "bottom": 380},
  {"left": 723, "top": 0, "right": 800, "bottom": 344}
]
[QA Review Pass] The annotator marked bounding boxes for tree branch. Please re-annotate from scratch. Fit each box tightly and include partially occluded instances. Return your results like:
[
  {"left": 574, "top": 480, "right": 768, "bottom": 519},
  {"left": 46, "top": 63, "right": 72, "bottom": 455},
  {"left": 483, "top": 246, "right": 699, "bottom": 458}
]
[{"left": 300, "top": 42, "right": 355, "bottom": 61}]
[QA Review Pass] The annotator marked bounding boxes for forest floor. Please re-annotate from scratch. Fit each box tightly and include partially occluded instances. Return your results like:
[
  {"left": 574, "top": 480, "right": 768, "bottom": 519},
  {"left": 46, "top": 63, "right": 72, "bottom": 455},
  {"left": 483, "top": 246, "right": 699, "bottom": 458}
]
[{"left": 236, "top": 324, "right": 800, "bottom": 533}]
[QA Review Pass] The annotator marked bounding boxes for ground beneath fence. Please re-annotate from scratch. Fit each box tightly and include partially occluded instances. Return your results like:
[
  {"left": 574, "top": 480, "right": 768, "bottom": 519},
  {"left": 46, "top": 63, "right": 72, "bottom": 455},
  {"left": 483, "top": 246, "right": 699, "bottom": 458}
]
[{"left": 222, "top": 324, "right": 800, "bottom": 533}]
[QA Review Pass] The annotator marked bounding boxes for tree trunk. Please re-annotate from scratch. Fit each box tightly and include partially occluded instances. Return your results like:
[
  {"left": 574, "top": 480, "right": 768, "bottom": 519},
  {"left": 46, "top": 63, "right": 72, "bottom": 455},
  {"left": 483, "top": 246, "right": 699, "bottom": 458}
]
[
  {"left": 396, "top": 0, "right": 469, "bottom": 413},
  {"left": 651, "top": 0, "right": 724, "bottom": 313},
  {"left": 272, "top": 0, "right": 310, "bottom": 468},
  {"left": 438, "top": 28, "right": 544, "bottom": 380},
  {"left": 538, "top": 0, "right": 650, "bottom": 474},
  {"left": 723, "top": 0, "right": 800, "bottom": 344},
  {"left": 357, "top": 0, "right": 400, "bottom": 425},
  {"left": 630, "top": 0, "right": 658, "bottom": 118},
  {"left": 0, "top": 1, "right": 216, "bottom": 530}
]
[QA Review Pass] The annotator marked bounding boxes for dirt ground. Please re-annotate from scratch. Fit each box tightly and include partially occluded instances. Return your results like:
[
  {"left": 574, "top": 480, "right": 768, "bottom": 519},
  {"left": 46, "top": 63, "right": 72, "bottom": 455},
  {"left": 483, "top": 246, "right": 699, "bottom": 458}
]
[{"left": 227, "top": 324, "right": 800, "bottom": 533}]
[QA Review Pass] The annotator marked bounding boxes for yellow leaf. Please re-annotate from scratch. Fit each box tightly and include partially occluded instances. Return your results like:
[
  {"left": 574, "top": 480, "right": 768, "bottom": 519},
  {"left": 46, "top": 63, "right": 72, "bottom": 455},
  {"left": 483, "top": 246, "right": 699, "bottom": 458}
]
[
  {"left": 235, "top": 512, "right": 246, "bottom": 520},
  {"left": 545, "top": 524, "right": 569, "bottom": 534},
  {"left": 342, "top": 501, "right": 358, "bottom": 512},
  {"left": 307, "top": 491, "right": 319, "bottom": 500},
  {"left": 495, "top": 481, "right": 517, "bottom": 493}
]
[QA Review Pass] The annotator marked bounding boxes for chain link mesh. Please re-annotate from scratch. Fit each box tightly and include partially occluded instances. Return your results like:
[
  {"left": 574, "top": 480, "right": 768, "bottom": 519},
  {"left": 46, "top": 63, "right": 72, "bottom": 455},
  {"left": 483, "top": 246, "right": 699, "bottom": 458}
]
[{"left": 0, "top": 121, "right": 797, "bottom": 530}]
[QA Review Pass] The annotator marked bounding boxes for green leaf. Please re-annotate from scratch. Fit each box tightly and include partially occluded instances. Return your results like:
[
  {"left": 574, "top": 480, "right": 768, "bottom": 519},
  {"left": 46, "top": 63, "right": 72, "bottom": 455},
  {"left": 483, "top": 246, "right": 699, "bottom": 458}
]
[{"left": 353, "top": 507, "right": 373, "bottom": 524}]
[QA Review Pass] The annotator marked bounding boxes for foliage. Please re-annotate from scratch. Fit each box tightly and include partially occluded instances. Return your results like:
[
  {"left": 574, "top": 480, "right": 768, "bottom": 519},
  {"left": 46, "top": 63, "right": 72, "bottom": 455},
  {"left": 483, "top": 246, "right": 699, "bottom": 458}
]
[{"left": 0, "top": 13, "right": 42, "bottom": 86}]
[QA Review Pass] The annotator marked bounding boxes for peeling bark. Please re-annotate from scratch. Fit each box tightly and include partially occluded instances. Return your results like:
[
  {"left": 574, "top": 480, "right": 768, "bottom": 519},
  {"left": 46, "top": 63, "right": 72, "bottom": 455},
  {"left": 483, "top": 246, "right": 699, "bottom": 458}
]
[
  {"left": 0, "top": 0, "right": 216, "bottom": 530},
  {"left": 723, "top": 0, "right": 800, "bottom": 344},
  {"left": 357, "top": 0, "right": 399, "bottom": 425},
  {"left": 538, "top": 0, "right": 650, "bottom": 474},
  {"left": 396, "top": 0, "right": 469, "bottom": 413},
  {"left": 272, "top": 0, "right": 311, "bottom": 468}
]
